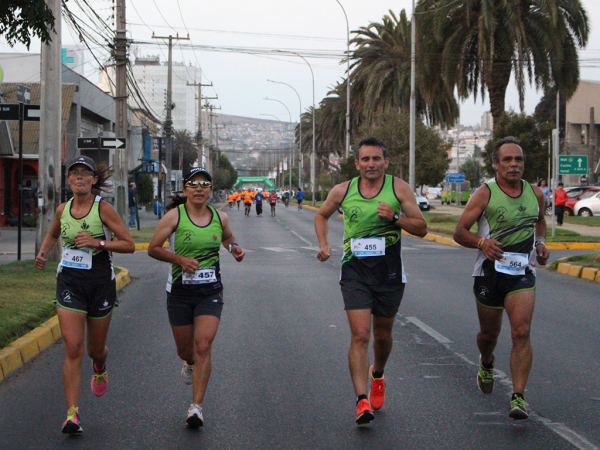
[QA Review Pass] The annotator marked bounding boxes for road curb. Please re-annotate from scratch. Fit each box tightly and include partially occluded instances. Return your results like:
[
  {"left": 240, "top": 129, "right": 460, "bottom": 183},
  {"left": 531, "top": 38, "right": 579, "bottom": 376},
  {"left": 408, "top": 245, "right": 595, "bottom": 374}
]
[
  {"left": 0, "top": 266, "right": 131, "bottom": 383},
  {"left": 134, "top": 242, "right": 168, "bottom": 251},
  {"left": 556, "top": 261, "right": 600, "bottom": 283}
]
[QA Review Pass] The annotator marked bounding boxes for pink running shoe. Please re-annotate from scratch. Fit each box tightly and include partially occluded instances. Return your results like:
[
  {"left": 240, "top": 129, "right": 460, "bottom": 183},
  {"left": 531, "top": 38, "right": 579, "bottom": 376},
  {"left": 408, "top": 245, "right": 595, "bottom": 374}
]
[
  {"left": 369, "top": 365, "right": 386, "bottom": 410},
  {"left": 91, "top": 362, "right": 108, "bottom": 397},
  {"left": 62, "top": 406, "right": 83, "bottom": 434}
]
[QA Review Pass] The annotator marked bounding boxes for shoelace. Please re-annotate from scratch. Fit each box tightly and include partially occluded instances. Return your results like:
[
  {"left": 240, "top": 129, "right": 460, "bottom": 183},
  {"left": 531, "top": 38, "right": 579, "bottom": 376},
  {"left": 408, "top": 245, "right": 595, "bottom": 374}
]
[
  {"left": 479, "top": 366, "right": 494, "bottom": 382},
  {"left": 93, "top": 372, "right": 107, "bottom": 384},
  {"left": 371, "top": 379, "right": 386, "bottom": 397},
  {"left": 66, "top": 407, "right": 79, "bottom": 421},
  {"left": 510, "top": 398, "right": 526, "bottom": 409}
]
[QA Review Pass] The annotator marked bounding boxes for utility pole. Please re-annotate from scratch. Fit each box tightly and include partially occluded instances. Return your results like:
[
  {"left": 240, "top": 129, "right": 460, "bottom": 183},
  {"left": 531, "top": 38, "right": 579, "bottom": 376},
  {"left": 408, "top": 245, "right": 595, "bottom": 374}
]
[
  {"left": 152, "top": 33, "right": 190, "bottom": 198},
  {"left": 187, "top": 79, "right": 212, "bottom": 168},
  {"left": 200, "top": 99, "right": 218, "bottom": 172},
  {"left": 113, "top": 0, "right": 128, "bottom": 221},
  {"left": 589, "top": 107, "right": 596, "bottom": 184},
  {"left": 37, "top": 0, "right": 62, "bottom": 260}
]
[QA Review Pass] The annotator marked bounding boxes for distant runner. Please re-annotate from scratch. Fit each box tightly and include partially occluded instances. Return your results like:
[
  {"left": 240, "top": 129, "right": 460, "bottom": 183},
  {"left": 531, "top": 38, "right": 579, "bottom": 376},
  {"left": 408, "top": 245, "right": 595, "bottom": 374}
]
[
  {"left": 243, "top": 190, "right": 253, "bottom": 216},
  {"left": 255, "top": 190, "right": 264, "bottom": 217},
  {"left": 296, "top": 187, "right": 304, "bottom": 210},
  {"left": 269, "top": 190, "right": 278, "bottom": 217}
]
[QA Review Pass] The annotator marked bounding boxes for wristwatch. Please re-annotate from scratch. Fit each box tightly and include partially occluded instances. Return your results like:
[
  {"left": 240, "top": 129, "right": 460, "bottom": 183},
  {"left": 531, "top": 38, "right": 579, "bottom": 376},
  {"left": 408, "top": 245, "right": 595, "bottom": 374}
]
[
  {"left": 98, "top": 240, "right": 106, "bottom": 250},
  {"left": 228, "top": 242, "right": 239, "bottom": 253},
  {"left": 391, "top": 212, "right": 400, "bottom": 224}
]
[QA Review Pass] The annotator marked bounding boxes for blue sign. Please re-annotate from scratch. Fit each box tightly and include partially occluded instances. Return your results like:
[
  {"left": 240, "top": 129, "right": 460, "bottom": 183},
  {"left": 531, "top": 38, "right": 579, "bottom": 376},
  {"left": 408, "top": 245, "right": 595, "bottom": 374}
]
[{"left": 445, "top": 173, "right": 465, "bottom": 183}]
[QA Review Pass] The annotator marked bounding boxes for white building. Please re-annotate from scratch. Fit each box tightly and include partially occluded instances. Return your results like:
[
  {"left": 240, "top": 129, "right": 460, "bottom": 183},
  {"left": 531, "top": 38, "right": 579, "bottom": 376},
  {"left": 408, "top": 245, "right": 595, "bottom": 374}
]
[
  {"left": 130, "top": 56, "right": 201, "bottom": 133},
  {"left": 481, "top": 111, "right": 493, "bottom": 132}
]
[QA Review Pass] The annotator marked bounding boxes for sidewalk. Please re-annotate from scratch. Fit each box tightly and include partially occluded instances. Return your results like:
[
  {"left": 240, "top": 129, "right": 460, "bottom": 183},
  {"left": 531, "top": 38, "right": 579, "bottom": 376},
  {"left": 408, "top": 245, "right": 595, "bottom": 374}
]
[{"left": 431, "top": 204, "right": 600, "bottom": 238}]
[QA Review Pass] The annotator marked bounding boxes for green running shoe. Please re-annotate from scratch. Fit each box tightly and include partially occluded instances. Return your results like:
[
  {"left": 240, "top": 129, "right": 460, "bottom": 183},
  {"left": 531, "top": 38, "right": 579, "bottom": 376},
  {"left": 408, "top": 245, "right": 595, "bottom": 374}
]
[
  {"left": 477, "top": 355, "right": 495, "bottom": 395},
  {"left": 509, "top": 395, "right": 529, "bottom": 420}
]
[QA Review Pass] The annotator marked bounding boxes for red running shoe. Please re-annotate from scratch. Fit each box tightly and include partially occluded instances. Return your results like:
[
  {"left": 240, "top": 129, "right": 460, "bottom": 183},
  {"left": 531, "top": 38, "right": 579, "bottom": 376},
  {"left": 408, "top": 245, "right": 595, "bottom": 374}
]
[
  {"left": 355, "top": 399, "right": 375, "bottom": 425},
  {"left": 369, "top": 365, "right": 386, "bottom": 410}
]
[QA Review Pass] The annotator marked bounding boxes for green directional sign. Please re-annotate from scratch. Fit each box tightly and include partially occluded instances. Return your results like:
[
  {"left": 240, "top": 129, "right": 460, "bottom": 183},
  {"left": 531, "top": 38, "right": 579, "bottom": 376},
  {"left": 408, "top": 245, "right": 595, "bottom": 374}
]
[{"left": 559, "top": 155, "right": 588, "bottom": 175}]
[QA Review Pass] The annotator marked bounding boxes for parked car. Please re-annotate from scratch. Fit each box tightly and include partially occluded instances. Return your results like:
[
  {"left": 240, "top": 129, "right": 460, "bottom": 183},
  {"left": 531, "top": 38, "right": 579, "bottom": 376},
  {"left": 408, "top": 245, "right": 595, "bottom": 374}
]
[
  {"left": 416, "top": 196, "right": 430, "bottom": 211},
  {"left": 564, "top": 188, "right": 600, "bottom": 216},
  {"left": 545, "top": 186, "right": 594, "bottom": 215},
  {"left": 574, "top": 191, "right": 600, "bottom": 216}
]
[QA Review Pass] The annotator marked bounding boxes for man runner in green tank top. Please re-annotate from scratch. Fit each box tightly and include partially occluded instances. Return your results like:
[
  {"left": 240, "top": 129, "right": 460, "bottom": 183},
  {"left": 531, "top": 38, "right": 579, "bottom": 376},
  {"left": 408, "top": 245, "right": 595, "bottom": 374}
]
[
  {"left": 454, "top": 137, "right": 550, "bottom": 421},
  {"left": 315, "top": 137, "right": 427, "bottom": 426}
]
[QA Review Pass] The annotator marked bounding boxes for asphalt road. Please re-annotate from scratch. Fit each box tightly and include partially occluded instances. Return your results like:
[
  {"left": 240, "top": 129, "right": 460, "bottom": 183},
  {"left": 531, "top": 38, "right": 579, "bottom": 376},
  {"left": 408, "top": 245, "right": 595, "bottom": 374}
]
[{"left": 0, "top": 203, "right": 599, "bottom": 449}]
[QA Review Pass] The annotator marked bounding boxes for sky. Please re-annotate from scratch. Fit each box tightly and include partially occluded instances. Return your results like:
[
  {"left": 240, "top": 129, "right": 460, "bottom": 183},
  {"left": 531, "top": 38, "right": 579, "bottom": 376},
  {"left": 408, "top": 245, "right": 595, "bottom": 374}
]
[{"left": 2, "top": 0, "right": 600, "bottom": 127}]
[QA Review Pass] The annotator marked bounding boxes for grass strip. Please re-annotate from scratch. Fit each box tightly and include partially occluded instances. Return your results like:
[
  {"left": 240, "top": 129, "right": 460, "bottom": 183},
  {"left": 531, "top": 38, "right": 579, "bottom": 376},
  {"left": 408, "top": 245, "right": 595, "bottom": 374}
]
[
  {"left": 129, "top": 227, "right": 157, "bottom": 244},
  {"left": 548, "top": 253, "right": 600, "bottom": 271},
  {"left": 563, "top": 216, "right": 600, "bottom": 226},
  {"left": 0, "top": 261, "right": 58, "bottom": 348}
]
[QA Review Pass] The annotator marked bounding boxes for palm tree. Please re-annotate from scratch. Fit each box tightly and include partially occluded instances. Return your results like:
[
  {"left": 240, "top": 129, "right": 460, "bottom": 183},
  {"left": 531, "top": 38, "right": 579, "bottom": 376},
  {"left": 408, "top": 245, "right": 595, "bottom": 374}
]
[
  {"left": 350, "top": 9, "right": 458, "bottom": 127},
  {"left": 417, "top": 0, "right": 589, "bottom": 128}
]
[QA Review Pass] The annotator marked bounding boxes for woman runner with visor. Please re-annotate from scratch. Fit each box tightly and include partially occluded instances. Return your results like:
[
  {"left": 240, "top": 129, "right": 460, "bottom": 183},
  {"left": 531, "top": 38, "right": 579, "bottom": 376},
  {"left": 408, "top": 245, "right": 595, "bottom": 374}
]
[
  {"left": 148, "top": 167, "right": 245, "bottom": 428},
  {"left": 35, "top": 156, "right": 135, "bottom": 434}
]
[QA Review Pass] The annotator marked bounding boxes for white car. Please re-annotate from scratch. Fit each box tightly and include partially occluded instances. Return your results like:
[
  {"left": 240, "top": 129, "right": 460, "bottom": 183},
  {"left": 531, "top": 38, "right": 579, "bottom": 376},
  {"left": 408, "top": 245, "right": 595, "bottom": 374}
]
[
  {"left": 573, "top": 192, "right": 600, "bottom": 216},
  {"left": 415, "top": 196, "right": 430, "bottom": 211}
]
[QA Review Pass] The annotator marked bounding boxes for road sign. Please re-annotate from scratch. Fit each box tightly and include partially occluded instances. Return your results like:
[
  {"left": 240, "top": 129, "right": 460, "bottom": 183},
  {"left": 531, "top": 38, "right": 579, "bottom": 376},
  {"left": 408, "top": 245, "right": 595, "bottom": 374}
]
[
  {"left": 445, "top": 173, "right": 466, "bottom": 183},
  {"left": 101, "top": 137, "right": 126, "bottom": 149},
  {"left": 23, "top": 104, "right": 40, "bottom": 121},
  {"left": 559, "top": 155, "right": 587, "bottom": 175},
  {"left": 17, "top": 85, "right": 31, "bottom": 104},
  {"left": 0, "top": 103, "right": 20, "bottom": 121},
  {"left": 77, "top": 137, "right": 99, "bottom": 149}
]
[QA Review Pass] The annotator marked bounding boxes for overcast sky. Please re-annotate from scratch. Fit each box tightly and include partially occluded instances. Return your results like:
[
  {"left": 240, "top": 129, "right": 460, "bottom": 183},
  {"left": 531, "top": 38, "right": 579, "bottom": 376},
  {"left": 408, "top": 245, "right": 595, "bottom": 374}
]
[{"left": 2, "top": 0, "right": 599, "bottom": 127}]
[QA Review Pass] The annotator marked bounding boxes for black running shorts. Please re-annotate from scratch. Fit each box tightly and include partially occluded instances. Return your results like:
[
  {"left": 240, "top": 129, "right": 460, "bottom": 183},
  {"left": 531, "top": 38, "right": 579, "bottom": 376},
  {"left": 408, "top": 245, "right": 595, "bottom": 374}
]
[
  {"left": 167, "top": 289, "right": 224, "bottom": 326},
  {"left": 55, "top": 277, "right": 117, "bottom": 319},
  {"left": 473, "top": 272, "right": 536, "bottom": 309},
  {"left": 340, "top": 279, "right": 405, "bottom": 317}
]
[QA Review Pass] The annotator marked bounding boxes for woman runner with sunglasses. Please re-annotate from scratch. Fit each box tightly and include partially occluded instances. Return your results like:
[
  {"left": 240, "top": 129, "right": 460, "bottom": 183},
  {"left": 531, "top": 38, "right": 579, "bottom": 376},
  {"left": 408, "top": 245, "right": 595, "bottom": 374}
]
[
  {"left": 35, "top": 156, "right": 135, "bottom": 434},
  {"left": 148, "top": 168, "right": 245, "bottom": 428}
]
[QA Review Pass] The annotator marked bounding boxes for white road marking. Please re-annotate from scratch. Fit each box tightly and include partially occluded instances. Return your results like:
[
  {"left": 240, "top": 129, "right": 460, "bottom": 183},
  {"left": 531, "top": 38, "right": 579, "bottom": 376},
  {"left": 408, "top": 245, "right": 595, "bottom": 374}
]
[
  {"left": 262, "top": 247, "right": 297, "bottom": 253},
  {"left": 401, "top": 315, "right": 598, "bottom": 450},
  {"left": 290, "top": 229, "right": 314, "bottom": 247},
  {"left": 405, "top": 317, "right": 453, "bottom": 344}
]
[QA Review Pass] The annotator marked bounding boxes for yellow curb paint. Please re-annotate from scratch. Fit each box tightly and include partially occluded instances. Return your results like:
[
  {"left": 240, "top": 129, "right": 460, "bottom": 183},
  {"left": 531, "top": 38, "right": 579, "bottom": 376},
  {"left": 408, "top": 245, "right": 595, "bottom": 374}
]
[
  {"left": 557, "top": 263, "right": 571, "bottom": 274},
  {"left": 134, "top": 242, "right": 168, "bottom": 250},
  {"left": 581, "top": 267, "right": 598, "bottom": 281},
  {"left": 595, "top": 272, "right": 600, "bottom": 283},
  {"left": 546, "top": 243, "right": 568, "bottom": 250},
  {"left": 9, "top": 335, "right": 39, "bottom": 363},
  {"left": 565, "top": 243, "right": 600, "bottom": 250},
  {"left": 568, "top": 265, "right": 583, "bottom": 278},
  {"left": 28, "top": 327, "right": 55, "bottom": 352},
  {"left": 41, "top": 316, "right": 61, "bottom": 341},
  {"left": 0, "top": 266, "right": 132, "bottom": 383},
  {"left": 0, "top": 347, "right": 22, "bottom": 379}
]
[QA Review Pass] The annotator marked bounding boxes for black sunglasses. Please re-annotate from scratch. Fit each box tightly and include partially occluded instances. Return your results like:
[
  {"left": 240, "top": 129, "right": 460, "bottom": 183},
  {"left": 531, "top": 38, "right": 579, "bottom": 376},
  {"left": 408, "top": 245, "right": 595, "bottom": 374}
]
[{"left": 185, "top": 180, "right": 212, "bottom": 189}]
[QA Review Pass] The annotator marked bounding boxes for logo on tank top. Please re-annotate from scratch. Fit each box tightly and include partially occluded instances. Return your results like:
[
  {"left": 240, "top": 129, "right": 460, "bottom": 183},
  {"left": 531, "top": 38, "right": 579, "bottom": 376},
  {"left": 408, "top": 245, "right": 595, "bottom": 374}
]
[
  {"left": 81, "top": 221, "right": 90, "bottom": 231},
  {"left": 61, "top": 223, "right": 70, "bottom": 236},
  {"left": 212, "top": 235, "right": 217, "bottom": 242},
  {"left": 183, "top": 231, "right": 195, "bottom": 243},
  {"left": 348, "top": 206, "right": 362, "bottom": 222},
  {"left": 518, "top": 205, "right": 527, "bottom": 214},
  {"left": 496, "top": 206, "right": 508, "bottom": 222}
]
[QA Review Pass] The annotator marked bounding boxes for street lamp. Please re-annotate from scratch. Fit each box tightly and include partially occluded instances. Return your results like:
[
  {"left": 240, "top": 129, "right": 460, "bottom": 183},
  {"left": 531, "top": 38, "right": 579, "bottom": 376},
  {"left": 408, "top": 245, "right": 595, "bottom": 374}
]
[
  {"left": 274, "top": 50, "right": 316, "bottom": 206},
  {"left": 409, "top": 0, "right": 416, "bottom": 192},
  {"left": 265, "top": 97, "right": 293, "bottom": 192},
  {"left": 260, "top": 113, "right": 283, "bottom": 186},
  {"left": 334, "top": 0, "right": 351, "bottom": 159},
  {"left": 267, "top": 79, "right": 303, "bottom": 190}
]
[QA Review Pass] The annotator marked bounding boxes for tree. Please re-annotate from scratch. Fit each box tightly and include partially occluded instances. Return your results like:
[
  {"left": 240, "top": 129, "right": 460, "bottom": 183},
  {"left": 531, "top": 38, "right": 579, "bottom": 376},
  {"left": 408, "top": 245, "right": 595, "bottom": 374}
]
[
  {"left": 460, "top": 158, "right": 482, "bottom": 188},
  {"left": 1, "top": 1, "right": 55, "bottom": 49},
  {"left": 482, "top": 111, "right": 549, "bottom": 182},
  {"left": 350, "top": 9, "right": 458, "bottom": 127},
  {"left": 418, "top": 0, "right": 589, "bottom": 128},
  {"left": 212, "top": 153, "right": 238, "bottom": 190},
  {"left": 534, "top": 86, "right": 567, "bottom": 139},
  {"left": 357, "top": 110, "right": 451, "bottom": 188},
  {"left": 339, "top": 155, "right": 360, "bottom": 181},
  {"left": 172, "top": 130, "right": 197, "bottom": 173},
  {"left": 135, "top": 174, "right": 154, "bottom": 205}
]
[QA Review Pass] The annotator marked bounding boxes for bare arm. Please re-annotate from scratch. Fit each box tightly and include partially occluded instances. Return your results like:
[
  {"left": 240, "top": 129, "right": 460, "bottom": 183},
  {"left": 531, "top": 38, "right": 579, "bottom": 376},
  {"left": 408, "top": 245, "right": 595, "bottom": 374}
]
[
  {"left": 532, "top": 185, "right": 550, "bottom": 266},
  {"left": 34, "top": 203, "right": 65, "bottom": 269},
  {"left": 453, "top": 185, "right": 504, "bottom": 261},
  {"left": 315, "top": 182, "right": 349, "bottom": 262},
  {"left": 377, "top": 178, "right": 427, "bottom": 237},
  {"left": 73, "top": 201, "right": 135, "bottom": 253},
  {"left": 217, "top": 210, "right": 245, "bottom": 262}
]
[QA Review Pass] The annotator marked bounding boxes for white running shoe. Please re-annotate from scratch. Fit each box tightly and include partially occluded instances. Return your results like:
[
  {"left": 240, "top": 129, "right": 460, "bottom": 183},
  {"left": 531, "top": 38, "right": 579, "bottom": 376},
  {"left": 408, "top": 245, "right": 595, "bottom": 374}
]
[
  {"left": 181, "top": 361, "right": 193, "bottom": 386},
  {"left": 186, "top": 404, "right": 204, "bottom": 428}
]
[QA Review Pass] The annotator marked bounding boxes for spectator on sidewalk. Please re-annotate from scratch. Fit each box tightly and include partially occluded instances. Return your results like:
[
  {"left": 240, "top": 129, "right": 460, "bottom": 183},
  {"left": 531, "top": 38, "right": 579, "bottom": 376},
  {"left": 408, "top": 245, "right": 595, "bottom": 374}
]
[
  {"left": 128, "top": 183, "right": 137, "bottom": 228},
  {"left": 555, "top": 182, "right": 568, "bottom": 226}
]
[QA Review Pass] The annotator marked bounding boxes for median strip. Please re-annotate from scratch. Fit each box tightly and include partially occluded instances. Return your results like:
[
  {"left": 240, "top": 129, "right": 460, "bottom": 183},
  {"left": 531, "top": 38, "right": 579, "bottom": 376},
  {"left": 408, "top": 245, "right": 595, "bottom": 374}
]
[{"left": 0, "top": 266, "right": 131, "bottom": 383}]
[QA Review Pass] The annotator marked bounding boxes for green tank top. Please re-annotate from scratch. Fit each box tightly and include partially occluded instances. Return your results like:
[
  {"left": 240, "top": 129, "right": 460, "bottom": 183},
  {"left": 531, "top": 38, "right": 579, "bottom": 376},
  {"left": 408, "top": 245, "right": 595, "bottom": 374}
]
[
  {"left": 167, "top": 204, "right": 223, "bottom": 293},
  {"left": 340, "top": 174, "right": 405, "bottom": 285},
  {"left": 58, "top": 196, "right": 113, "bottom": 283},
  {"left": 473, "top": 179, "right": 539, "bottom": 277}
]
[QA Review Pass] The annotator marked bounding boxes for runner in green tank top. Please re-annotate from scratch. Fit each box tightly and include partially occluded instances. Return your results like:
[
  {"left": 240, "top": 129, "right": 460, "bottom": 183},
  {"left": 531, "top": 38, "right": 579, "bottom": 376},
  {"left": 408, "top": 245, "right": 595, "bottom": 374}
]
[
  {"left": 454, "top": 137, "right": 550, "bottom": 421},
  {"left": 35, "top": 156, "right": 135, "bottom": 435},
  {"left": 148, "top": 168, "right": 245, "bottom": 429},
  {"left": 315, "top": 137, "right": 427, "bottom": 426}
]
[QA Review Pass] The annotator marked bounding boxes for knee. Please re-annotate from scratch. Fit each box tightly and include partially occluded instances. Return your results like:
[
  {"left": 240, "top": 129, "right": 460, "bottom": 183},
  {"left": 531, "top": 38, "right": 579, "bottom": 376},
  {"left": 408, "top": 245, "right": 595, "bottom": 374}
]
[
  {"left": 177, "top": 347, "right": 193, "bottom": 362},
  {"left": 65, "top": 341, "right": 84, "bottom": 361},
  {"left": 511, "top": 323, "right": 531, "bottom": 344},
  {"left": 193, "top": 337, "right": 215, "bottom": 359},
  {"left": 351, "top": 329, "right": 371, "bottom": 348},
  {"left": 87, "top": 343, "right": 106, "bottom": 361},
  {"left": 478, "top": 329, "right": 499, "bottom": 344},
  {"left": 373, "top": 327, "right": 392, "bottom": 344}
]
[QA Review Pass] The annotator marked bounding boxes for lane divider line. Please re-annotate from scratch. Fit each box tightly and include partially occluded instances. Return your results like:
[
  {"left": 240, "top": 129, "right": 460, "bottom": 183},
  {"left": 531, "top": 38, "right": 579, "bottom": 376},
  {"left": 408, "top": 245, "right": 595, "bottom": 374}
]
[
  {"left": 400, "top": 315, "right": 598, "bottom": 450},
  {"left": 0, "top": 266, "right": 131, "bottom": 384}
]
